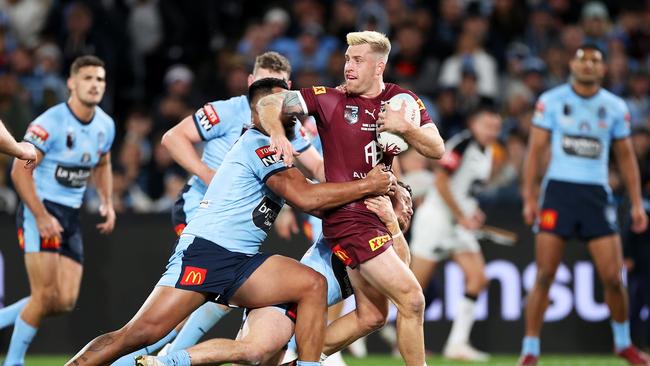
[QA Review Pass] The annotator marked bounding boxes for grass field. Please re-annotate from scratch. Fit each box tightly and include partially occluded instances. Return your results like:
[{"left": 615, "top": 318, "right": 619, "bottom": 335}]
[{"left": 18, "top": 354, "right": 630, "bottom": 366}]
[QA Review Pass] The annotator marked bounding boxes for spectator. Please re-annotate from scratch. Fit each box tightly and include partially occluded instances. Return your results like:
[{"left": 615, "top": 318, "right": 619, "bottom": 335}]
[{"left": 625, "top": 69, "right": 650, "bottom": 128}]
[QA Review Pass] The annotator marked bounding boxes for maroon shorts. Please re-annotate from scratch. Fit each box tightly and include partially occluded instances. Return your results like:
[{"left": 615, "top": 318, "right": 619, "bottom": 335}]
[{"left": 323, "top": 210, "right": 393, "bottom": 268}]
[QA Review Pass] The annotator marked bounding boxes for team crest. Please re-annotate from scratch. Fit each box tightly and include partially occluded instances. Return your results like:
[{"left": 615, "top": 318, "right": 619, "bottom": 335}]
[
  {"left": 80, "top": 152, "right": 91, "bottom": 163},
  {"left": 597, "top": 106, "right": 606, "bottom": 119},
  {"left": 344, "top": 105, "right": 359, "bottom": 124}
]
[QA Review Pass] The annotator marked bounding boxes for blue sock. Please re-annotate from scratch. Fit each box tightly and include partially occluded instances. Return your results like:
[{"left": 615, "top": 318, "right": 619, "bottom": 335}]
[
  {"left": 611, "top": 320, "right": 632, "bottom": 352},
  {"left": 296, "top": 362, "right": 320, "bottom": 366},
  {"left": 169, "top": 302, "right": 227, "bottom": 351},
  {"left": 3, "top": 317, "right": 37, "bottom": 366},
  {"left": 521, "top": 336, "right": 540, "bottom": 357},
  {"left": 110, "top": 329, "right": 178, "bottom": 366},
  {"left": 157, "top": 350, "right": 191, "bottom": 366},
  {"left": 0, "top": 297, "right": 29, "bottom": 329}
]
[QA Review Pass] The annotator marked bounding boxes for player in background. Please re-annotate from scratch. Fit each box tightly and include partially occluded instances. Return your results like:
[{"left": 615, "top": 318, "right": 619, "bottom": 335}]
[
  {"left": 409, "top": 109, "right": 502, "bottom": 361},
  {"left": 110, "top": 52, "right": 324, "bottom": 366},
  {"left": 66, "top": 78, "right": 394, "bottom": 366},
  {"left": 258, "top": 31, "right": 445, "bottom": 366},
  {"left": 519, "top": 44, "right": 650, "bottom": 366},
  {"left": 0, "top": 120, "right": 37, "bottom": 165},
  {"left": 140, "top": 182, "right": 414, "bottom": 366},
  {"left": 0, "top": 55, "right": 115, "bottom": 366}
]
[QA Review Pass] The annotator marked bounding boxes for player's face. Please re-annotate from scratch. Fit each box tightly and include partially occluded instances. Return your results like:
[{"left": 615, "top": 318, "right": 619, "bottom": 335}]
[
  {"left": 68, "top": 66, "right": 106, "bottom": 107},
  {"left": 471, "top": 113, "right": 502, "bottom": 147},
  {"left": 344, "top": 44, "right": 383, "bottom": 95},
  {"left": 249, "top": 69, "right": 291, "bottom": 88},
  {"left": 570, "top": 48, "right": 606, "bottom": 84},
  {"left": 392, "top": 185, "right": 414, "bottom": 231}
]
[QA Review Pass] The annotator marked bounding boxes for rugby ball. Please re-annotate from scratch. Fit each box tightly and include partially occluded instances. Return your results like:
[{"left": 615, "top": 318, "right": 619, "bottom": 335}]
[{"left": 377, "top": 93, "right": 420, "bottom": 155}]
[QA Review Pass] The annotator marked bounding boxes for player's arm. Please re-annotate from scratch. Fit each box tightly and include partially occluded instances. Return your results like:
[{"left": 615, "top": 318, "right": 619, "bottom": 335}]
[
  {"left": 378, "top": 104, "right": 445, "bottom": 159},
  {"left": 162, "top": 115, "right": 214, "bottom": 185},
  {"left": 613, "top": 137, "right": 649, "bottom": 233},
  {"left": 257, "top": 91, "right": 308, "bottom": 167},
  {"left": 296, "top": 145, "right": 325, "bottom": 182},
  {"left": 364, "top": 195, "right": 410, "bottom": 264},
  {"left": 434, "top": 165, "right": 482, "bottom": 230},
  {"left": 92, "top": 152, "right": 115, "bottom": 234},
  {"left": 521, "top": 126, "right": 551, "bottom": 225},
  {"left": 0, "top": 121, "right": 36, "bottom": 164},
  {"left": 266, "top": 164, "right": 394, "bottom": 217},
  {"left": 11, "top": 149, "right": 63, "bottom": 239}
]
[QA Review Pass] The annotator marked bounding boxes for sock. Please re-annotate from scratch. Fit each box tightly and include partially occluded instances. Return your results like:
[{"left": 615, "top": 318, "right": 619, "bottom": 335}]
[
  {"left": 611, "top": 320, "right": 632, "bottom": 352},
  {"left": 110, "top": 329, "right": 178, "bottom": 366},
  {"left": 297, "top": 362, "right": 320, "bottom": 366},
  {"left": 0, "top": 297, "right": 29, "bottom": 329},
  {"left": 3, "top": 317, "right": 37, "bottom": 366},
  {"left": 447, "top": 295, "right": 476, "bottom": 345},
  {"left": 157, "top": 350, "right": 191, "bottom": 366},
  {"left": 521, "top": 336, "right": 540, "bottom": 357},
  {"left": 169, "top": 302, "right": 227, "bottom": 351}
]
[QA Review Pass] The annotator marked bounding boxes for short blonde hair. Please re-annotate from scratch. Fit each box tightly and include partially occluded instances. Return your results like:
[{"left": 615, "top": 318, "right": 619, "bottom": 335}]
[{"left": 346, "top": 31, "right": 391, "bottom": 61}]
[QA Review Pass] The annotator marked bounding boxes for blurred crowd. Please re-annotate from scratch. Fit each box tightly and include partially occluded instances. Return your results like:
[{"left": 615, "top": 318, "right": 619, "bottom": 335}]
[{"left": 0, "top": 0, "right": 649, "bottom": 216}]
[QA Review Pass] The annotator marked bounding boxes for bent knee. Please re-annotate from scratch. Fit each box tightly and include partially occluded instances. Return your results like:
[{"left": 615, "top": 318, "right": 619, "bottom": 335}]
[
  {"left": 234, "top": 342, "right": 265, "bottom": 365},
  {"left": 358, "top": 308, "right": 388, "bottom": 332},
  {"left": 601, "top": 273, "right": 624, "bottom": 291},
  {"left": 535, "top": 269, "right": 556, "bottom": 289},
  {"left": 121, "top": 322, "right": 170, "bottom": 348},
  {"left": 303, "top": 272, "right": 327, "bottom": 298}
]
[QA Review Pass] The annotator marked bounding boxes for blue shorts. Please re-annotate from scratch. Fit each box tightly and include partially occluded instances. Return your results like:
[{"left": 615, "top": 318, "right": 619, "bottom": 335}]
[
  {"left": 535, "top": 179, "right": 618, "bottom": 241},
  {"left": 157, "top": 234, "right": 272, "bottom": 305},
  {"left": 16, "top": 200, "right": 83, "bottom": 264},
  {"left": 171, "top": 183, "right": 204, "bottom": 236}
]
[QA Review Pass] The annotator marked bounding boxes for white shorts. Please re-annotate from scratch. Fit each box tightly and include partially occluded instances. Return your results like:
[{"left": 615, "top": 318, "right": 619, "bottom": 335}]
[{"left": 409, "top": 201, "right": 481, "bottom": 262}]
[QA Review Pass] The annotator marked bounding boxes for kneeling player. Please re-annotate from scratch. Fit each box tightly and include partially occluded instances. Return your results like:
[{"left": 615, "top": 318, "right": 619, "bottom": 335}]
[
  {"left": 138, "top": 182, "right": 414, "bottom": 366},
  {"left": 66, "top": 78, "right": 394, "bottom": 366}
]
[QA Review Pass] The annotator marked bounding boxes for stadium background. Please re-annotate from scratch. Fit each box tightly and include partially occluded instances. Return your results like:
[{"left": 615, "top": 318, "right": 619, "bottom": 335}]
[{"left": 0, "top": 0, "right": 648, "bottom": 362}]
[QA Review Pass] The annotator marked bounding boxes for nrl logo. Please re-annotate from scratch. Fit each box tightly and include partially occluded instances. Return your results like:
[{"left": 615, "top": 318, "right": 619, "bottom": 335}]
[{"left": 344, "top": 105, "right": 359, "bottom": 124}]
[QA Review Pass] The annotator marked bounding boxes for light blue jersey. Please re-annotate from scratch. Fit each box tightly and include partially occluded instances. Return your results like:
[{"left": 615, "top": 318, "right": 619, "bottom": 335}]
[
  {"left": 183, "top": 128, "right": 289, "bottom": 255},
  {"left": 533, "top": 84, "right": 630, "bottom": 187},
  {"left": 176, "top": 96, "right": 311, "bottom": 226},
  {"left": 24, "top": 103, "right": 115, "bottom": 208}
]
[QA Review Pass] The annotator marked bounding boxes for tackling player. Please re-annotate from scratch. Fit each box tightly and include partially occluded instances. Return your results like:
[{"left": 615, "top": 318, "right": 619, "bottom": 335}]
[
  {"left": 0, "top": 56, "right": 115, "bottom": 366},
  {"left": 65, "top": 78, "right": 394, "bottom": 366},
  {"left": 0, "top": 120, "right": 37, "bottom": 165},
  {"left": 258, "top": 31, "right": 445, "bottom": 366},
  {"left": 409, "top": 109, "right": 502, "bottom": 361},
  {"left": 519, "top": 44, "right": 650, "bottom": 366},
  {"left": 111, "top": 52, "right": 324, "bottom": 365},
  {"left": 137, "top": 182, "right": 414, "bottom": 366}
]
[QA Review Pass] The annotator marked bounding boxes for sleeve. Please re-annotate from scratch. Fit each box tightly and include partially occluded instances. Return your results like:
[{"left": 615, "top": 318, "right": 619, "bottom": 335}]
[
  {"left": 612, "top": 100, "right": 631, "bottom": 140},
  {"left": 23, "top": 115, "right": 58, "bottom": 154},
  {"left": 438, "top": 136, "right": 470, "bottom": 173},
  {"left": 298, "top": 87, "right": 322, "bottom": 115},
  {"left": 250, "top": 140, "right": 291, "bottom": 183},
  {"left": 406, "top": 90, "right": 433, "bottom": 127},
  {"left": 101, "top": 119, "right": 116, "bottom": 154},
  {"left": 192, "top": 100, "right": 232, "bottom": 141},
  {"left": 289, "top": 121, "right": 312, "bottom": 153},
  {"left": 532, "top": 93, "right": 554, "bottom": 130}
]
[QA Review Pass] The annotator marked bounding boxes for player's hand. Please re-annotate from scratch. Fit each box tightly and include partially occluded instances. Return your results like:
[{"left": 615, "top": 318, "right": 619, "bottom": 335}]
[
  {"left": 199, "top": 168, "right": 216, "bottom": 186},
  {"left": 365, "top": 163, "right": 396, "bottom": 195},
  {"left": 335, "top": 83, "right": 348, "bottom": 93},
  {"left": 458, "top": 215, "right": 482, "bottom": 231},
  {"left": 630, "top": 204, "right": 648, "bottom": 233},
  {"left": 270, "top": 134, "right": 295, "bottom": 167},
  {"left": 377, "top": 102, "right": 414, "bottom": 135},
  {"left": 35, "top": 212, "right": 63, "bottom": 241},
  {"left": 274, "top": 207, "right": 299, "bottom": 240},
  {"left": 364, "top": 195, "right": 398, "bottom": 227},
  {"left": 473, "top": 208, "right": 486, "bottom": 226},
  {"left": 96, "top": 204, "right": 116, "bottom": 234},
  {"left": 16, "top": 142, "right": 37, "bottom": 169},
  {"left": 522, "top": 197, "right": 539, "bottom": 226}
]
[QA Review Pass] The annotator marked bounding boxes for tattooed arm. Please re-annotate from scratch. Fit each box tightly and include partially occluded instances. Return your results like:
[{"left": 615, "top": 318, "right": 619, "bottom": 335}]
[{"left": 256, "top": 91, "right": 308, "bottom": 166}]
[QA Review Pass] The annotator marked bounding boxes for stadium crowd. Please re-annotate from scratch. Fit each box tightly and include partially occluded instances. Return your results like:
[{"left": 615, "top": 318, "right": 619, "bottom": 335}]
[{"left": 0, "top": 0, "right": 650, "bottom": 354}]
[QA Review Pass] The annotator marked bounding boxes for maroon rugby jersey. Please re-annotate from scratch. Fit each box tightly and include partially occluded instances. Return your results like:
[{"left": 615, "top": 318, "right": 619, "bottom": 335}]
[{"left": 299, "top": 83, "right": 432, "bottom": 238}]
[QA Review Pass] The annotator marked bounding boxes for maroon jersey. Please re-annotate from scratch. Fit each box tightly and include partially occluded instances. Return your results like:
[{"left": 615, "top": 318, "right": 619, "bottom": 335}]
[{"left": 299, "top": 83, "right": 432, "bottom": 252}]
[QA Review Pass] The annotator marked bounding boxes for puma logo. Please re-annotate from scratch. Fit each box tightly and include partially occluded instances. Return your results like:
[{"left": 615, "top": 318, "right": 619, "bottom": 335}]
[{"left": 365, "top": 109, "right": 377, "bottom": 120}]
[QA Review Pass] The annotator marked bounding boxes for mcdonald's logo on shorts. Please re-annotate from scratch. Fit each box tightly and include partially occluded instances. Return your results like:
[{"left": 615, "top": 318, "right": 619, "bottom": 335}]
[
  {"left": 539, "top": 209, "right": 558, "bottom": 230},
  {"left": 41, "top": 236, "right": 61, "bottom": 250},
  {"left": 368, "top": 235, "right": 391, "bottom": 251},
  {"left": 180, "top": 266, "right": 207, "bottom": 286},
  {"left": 17, "top": 228, "right": 24, "bottom": 250},
  {"left": 332, "top": 244, "right": 352, "bottom": 266}
]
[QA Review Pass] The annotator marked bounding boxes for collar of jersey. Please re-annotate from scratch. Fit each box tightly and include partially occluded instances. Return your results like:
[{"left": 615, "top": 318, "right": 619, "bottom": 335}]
[{"left": 66, "top": 102, "right": 95, "bottom": 125}]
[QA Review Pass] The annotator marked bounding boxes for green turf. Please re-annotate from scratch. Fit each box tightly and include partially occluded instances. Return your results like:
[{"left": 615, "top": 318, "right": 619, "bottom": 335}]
[{"left": 18, "top": 354, "right": 628, "bottom": 366}]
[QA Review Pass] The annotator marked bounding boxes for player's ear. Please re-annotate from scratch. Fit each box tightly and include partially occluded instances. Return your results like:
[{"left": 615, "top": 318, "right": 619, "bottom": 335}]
[
  {"left": 286, "top": 80, "right": 292, "bottom": 89},
  {"left": 376, "top": 59, "right": 386, "bottom": 76},
  {"left": 66, "top": 76, "right": 75, "bottom": 92}
]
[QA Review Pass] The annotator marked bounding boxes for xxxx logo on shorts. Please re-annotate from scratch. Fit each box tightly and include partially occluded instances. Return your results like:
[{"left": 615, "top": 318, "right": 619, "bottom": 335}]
[
  {"left": 539, "top": 209, "right": 558, "bottom": 230},
  {"left": 368, "top": 235, "right": 391, "bottom": 251},
  {"left": 41, "top": 236, "right": 61, "bottom": 250},
  {"left": 180, "top": 266, "right": 207, "bottom": 286},
  {"left": 332, "top": 244, "right": 352, "bottom": 266}
]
